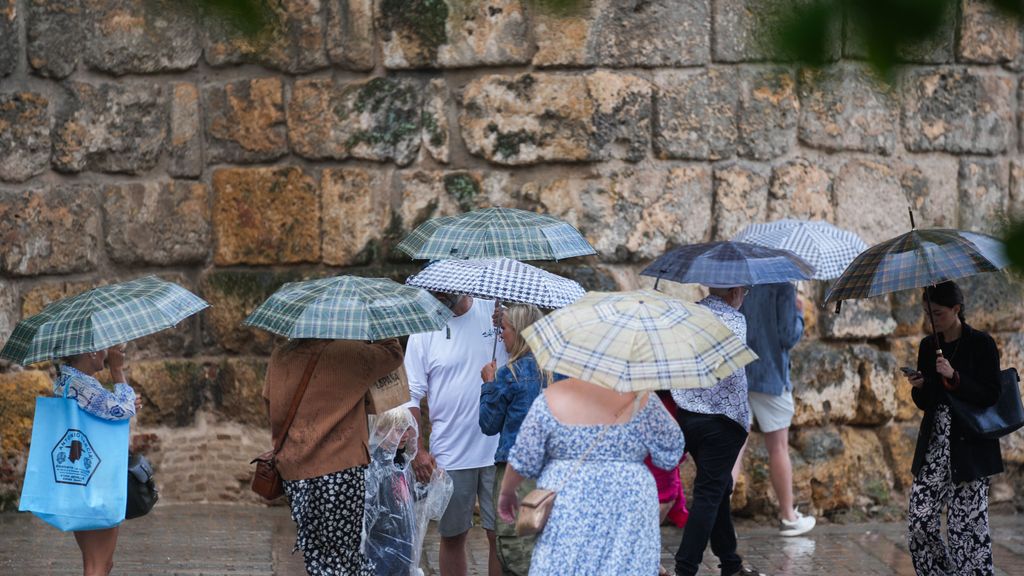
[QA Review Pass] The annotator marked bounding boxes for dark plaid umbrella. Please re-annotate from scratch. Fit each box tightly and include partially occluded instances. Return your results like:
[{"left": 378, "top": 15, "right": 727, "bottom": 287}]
[
  {"left": 823, "top": 228, "right": 1007, "bottom": 307},
  {"left": 396, "top": 207, "right": 596, "bottom": 261},
  {"left": 640, "top": 241, "right": 814, "bottom": 288}
]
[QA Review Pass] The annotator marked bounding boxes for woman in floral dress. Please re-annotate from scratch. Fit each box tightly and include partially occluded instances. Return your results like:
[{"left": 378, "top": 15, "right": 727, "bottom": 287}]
[{"left": 497, "top": 378, "right": 685, "bottom": 575}]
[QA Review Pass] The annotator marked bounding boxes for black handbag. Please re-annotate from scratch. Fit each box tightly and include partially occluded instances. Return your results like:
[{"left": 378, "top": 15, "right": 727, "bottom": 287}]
[
  {"left": 946, "top": 367, "right": 1024, "bottom": 439},
  {"left": 126, "top": 453, "right": 159, "bottom": 519}
]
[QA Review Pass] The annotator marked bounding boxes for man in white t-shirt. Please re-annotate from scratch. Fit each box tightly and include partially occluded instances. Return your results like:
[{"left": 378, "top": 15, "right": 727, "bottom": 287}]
[{"left": 406, "top": 292, "right": 507, "bottom": 576}]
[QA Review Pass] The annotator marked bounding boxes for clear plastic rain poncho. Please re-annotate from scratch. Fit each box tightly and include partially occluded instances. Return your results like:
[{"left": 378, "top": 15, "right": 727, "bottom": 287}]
[{"left": 363, "top": 408, "right": 454, "bottom": 576}]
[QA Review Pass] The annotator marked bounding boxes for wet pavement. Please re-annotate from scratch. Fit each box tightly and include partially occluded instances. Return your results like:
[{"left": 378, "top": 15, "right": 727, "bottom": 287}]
[{"left": 1, "top": 504, "right": 1022, "bottom": 575}]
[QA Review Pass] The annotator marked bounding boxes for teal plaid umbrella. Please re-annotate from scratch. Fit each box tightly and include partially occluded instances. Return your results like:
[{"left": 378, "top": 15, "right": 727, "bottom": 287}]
[
  {"left": 244, "top": 276, "right": 453, "bottom": 340},
  {"left": 824, "top": 228, "right": 1007, "bottom": 308},
  {"left": 396, "top": 207, "right": 596, "bottom": 261},
  {"left": 0, "top": 276, "right": 208, "bottom": 365}
]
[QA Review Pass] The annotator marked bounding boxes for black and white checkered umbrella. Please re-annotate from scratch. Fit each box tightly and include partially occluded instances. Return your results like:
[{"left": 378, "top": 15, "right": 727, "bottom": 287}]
[{"left": 406, "top": 258, "right": 586, "bottom": 309}]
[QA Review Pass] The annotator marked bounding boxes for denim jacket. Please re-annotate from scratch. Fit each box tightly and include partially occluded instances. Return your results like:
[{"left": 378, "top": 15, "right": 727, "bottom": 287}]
[{"left": 479, "top": 353, "right": 555, "bottom": 463}]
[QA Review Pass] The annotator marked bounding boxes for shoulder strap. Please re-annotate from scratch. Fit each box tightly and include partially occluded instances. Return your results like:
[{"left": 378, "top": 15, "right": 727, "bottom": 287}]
[
  {"left": 557, "top": 392, "right": 646, "bottom": 491},
  {"left": 273, "top": 343, "right": 325, "bottom": 455}
]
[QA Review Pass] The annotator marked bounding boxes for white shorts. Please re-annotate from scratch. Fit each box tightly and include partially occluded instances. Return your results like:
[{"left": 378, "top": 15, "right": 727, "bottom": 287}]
[{"left": 749, "top": 390, "right": 794, "bottom": 433}]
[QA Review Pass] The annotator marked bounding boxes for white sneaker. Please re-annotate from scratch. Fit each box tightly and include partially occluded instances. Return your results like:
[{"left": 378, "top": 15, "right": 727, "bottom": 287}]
[{"left": 779, "top": 509, "right": 816, "bottom": 537}]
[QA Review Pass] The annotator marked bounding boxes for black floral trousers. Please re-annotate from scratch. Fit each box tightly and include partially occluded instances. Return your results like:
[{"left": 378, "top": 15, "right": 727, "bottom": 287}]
[{"left": 907, "top": 404, "right": 993, "bottom": 576}]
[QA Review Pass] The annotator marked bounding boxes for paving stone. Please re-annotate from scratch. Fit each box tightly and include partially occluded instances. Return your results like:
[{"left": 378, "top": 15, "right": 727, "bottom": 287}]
[
  {"left": 0, "top": 185, "right": 102, "bottom": 276},
  {"left": 959, "top": 158, "right": 1009, "bottom": 235},
  {"left": 0, "top": 0, "right": 16, "bottom": 78},
  {"left": 289, "top": 76, "right": 422, "bottom": 166},
  {"left": 203, "top": 77, "right": 288, "bottom": 164},
  {"left": 653, "top": 68, "right": 737, "bottom": 160},
  {"left": 212, "top": 166, "right": 320, "bottom": 266},
  {"left": 326, "top": 0, "right": 375, "bottom": 70},
  {"left": 52, "top": 82, "right": 168, "bottom": 175},
  {"left": 461, "top": 71, "right": 651, "bottom": 165},
  {"left": 321, "top": 168, "right": 394, "bottom": 266},
  {"left": 902, "top": 68, "right": 1015, "bottom": 155},
  {"left": 380, "top": 0, "right": 531, "bottom": 69},
  {"left": 26, "top": 0, "right": 82, "bottom": 78},
  {"left": 169, "top": 83, "right": 202, "bottom": 178},
  {"left": 83, "top": 0, "right": 201, "bottom": 75},
  {"left": 103, "top": 181, "right": 210, "bottom": 266},
  {"left": 202, "top": 0, "right": 328, "bottom": 73},
  {"left": 738, "top": 67, "right": 797, "bottom": 160},
  {"left": 766, "top": 158, "right": 833, "bottom": 221},
  {"left": 798, "top": 64, "right": 899, "bottom": 155},
  {"left": 713, "top": 161, "right": 769, "bottom": 240},
  {"left": 0, "top": 92, "right": 50, "bottom": 183},
  {"left": 959, "top": 0, "right": 1021, "bottom": 64}
]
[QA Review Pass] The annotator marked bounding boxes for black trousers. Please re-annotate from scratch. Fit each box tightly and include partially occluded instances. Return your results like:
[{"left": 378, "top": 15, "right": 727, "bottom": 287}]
[{"left": 674, "top": 410, "right": 748, "bottom": 576}]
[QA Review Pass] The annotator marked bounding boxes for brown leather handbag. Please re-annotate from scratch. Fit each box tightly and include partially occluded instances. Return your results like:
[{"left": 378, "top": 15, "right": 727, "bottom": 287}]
[{"left": 251, "top": 347, "right": 322, "bottom": 500}]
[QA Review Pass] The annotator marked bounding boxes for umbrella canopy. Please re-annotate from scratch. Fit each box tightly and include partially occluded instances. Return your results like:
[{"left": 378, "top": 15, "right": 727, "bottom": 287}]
[
  {"left": 243, "top": 276, "right": 453, "bottom": 341},
  {"left": 0, "top": 275, "right": 208, "bottom": 365},
  {"left": 406, "top": 258, "right": 586, "bottom": 309},
  {"left": 520, "top": 290, "right": 758, "bottom": 392},
  {"left": 396, "top": 207, "right": 596, "bottom": 261},
  {"left": 824, "top": 228, "right": 1008, "bottom": 305},
  {"left": 640, "top": 241, "right": 815, "bottom": 288},
  {"left": 733, "top": 219, "right": 868, "bottom": 280}
]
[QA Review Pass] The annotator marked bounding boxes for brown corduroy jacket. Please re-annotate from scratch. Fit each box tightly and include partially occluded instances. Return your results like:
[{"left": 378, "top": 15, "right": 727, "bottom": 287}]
[{"left": 262, "top": 338, "right": 404, "bottom": 481}]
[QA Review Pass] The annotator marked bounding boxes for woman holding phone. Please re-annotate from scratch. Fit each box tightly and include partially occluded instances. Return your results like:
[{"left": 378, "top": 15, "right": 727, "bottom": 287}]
[{"left": 903, "top": 281, "right": 1003, "bottom": 575}]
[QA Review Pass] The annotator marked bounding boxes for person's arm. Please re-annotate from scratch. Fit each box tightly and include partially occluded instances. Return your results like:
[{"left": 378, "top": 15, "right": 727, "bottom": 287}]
[
  {"left": 778, "top": 284, "right": 804, "bottom": 350},
  {"left": 641, "top": 396, "right": 686, "bottom": 470},
  {"left": 63, "top": 373, "right": 137, "bottom": 421},
  {"left": 479, "top": 364, "right": 512, "bottom": 436},
  {"left": 408, "top": 405, "right": 437, "bottom": 483},
  {"left": 358, "top": 338, "right": 405, "bottom": 382},
  {"left": 403, "top": 336, "right": 436, "bottom": 483},
  {"left": 950, "top": 333, "right": 1002, "bottom": 408},
  {"left": 497, "top": 465, "right": 527, "bottom": 523}
]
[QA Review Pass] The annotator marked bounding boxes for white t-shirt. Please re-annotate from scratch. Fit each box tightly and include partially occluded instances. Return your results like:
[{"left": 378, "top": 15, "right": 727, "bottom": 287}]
[{"left": 404, "top": 299, "right": 508, "bottom": 471}]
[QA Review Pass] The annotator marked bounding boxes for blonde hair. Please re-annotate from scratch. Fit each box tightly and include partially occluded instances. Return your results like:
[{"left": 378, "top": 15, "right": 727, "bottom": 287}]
[{"left": 503, "top": 304, "right": 543, "bottom": 364}]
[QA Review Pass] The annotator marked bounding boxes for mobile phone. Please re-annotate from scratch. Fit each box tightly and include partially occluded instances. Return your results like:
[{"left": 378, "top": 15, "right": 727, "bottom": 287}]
[{"left": 899, "top": 366, "right": 920, "bottom": 377}]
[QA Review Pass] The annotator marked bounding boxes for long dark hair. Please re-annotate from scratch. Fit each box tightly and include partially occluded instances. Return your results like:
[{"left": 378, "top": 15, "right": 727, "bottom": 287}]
[{"left": 923, "top": 281, "right": 966, "bottom": 324}]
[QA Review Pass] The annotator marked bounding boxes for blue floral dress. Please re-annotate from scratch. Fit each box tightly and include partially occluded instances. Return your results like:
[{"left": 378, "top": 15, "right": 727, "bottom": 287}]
[{"left": 508, "top": 394, "right": 685, "bottom": 576}]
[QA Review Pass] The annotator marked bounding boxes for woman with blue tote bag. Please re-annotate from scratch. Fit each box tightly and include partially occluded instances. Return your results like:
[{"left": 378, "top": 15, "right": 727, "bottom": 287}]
[{"left": 20, "top": 345, "right": 142, "bottom": 576}]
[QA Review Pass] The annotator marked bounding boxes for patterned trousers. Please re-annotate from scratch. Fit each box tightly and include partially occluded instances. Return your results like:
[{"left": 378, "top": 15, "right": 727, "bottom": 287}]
[{"left": 907, "top": 404, "right": 994, "bottom": 576}]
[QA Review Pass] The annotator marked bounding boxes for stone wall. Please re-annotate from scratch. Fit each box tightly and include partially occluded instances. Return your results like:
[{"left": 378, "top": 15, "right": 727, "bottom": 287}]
[{"left": 1, "top": 0, "right": 1023, "bottom": 518}]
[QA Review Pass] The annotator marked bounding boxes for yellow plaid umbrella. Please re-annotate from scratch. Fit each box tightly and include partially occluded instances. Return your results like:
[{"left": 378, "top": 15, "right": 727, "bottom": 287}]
[{"left": 521, "top": 290, "right": 757, "bottom": 392}]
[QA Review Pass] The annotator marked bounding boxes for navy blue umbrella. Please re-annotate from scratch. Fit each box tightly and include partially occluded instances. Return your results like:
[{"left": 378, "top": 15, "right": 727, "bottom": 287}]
[{"left": 640, "top": 241, "right": 815, "bottom": 288}]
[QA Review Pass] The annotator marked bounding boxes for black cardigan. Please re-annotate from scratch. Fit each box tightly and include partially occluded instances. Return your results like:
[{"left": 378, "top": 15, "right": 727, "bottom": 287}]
[{"left": 911, "top": 323, "right": 1004, "bottom": 483}]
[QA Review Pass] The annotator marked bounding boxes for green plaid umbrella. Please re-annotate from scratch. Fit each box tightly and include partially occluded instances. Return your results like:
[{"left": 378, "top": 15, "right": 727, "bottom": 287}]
[
  {"left": 0, "top": 276, "right": 208, "bottom": 365},
  {"left": 824, "top": 228, "right": 1007, "bottom": 308},
  {"left": 396, "top": 207, "right": 596, "bottom": 261},
  {"left": 244, "top": 276, "right": 453, "bottom": 340}
]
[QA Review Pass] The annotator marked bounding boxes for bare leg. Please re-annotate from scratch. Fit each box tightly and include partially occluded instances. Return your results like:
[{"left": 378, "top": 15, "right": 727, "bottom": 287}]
[
  {"left": 74, "top": 527, "right": 119, "bottom": 576},
  {"left": 731, "top": 437, "right": 748, "bottom": 486},
  {"left": 486, "top": 529, "right": 501, "bottom": 576},
  {"left": 764, "top": 428, "right": 796, "bottom": 521},
  {"left": 440, "top": 531, "right": 469, "bottom": 576}
]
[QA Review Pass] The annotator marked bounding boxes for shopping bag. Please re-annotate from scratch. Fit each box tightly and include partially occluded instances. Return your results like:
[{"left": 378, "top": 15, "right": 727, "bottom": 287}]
[
  {"left": 365, "top": 365, "right": 411, "bottom": 415},
  {"left": 19, "top": 396, "right": 129, "bottom": 531}
]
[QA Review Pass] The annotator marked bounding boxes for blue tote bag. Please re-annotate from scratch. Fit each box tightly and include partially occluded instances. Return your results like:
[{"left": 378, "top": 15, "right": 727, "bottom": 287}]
[{"left": 19, "top": 388, "right": 129, "bottom": 531}]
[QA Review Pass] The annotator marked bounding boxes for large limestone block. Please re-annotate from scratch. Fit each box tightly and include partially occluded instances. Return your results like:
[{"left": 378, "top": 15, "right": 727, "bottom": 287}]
[
  {"left": 169, "top": 83, "right": 202, "bottom": 178},
  {"left": 289, "top": 77, "right": 422, "bottom": 166},
  {"left": 0, "top": 371, "right": 52, "bottom": 457},
  {"left": 326, "top": 0, "right": 375, "bottom": 70},
  {"left": 532, "top": 0, "right": 709, "bottom": 68},
  {"left": 790, "top": 341, "right": 860, "bottom": 426},
  {"left": 129, "top": 360, "right": 206, "bottom": 427},
  {"left": 653, "top": 68, "right": 737, "bottom": 161},
  {"left": 798, "top": 64, "right": 899, "bottom": 155},
  {"left": 461, "top": 72, "right": 651, "bottom": 165},
  {"left": 0, "top": 280, "right": 15, "bottom": 343},
  {"left": 0, "top": 186, "right": 102, "bottom": 276},
  {"left": 901, "top": 156, "right": 960, "bottom": 230},
  {"left": 1012, "top": 161, "right": 1024, "bottom": 220},
  {"left": 0, "top": 0, "right": 16, "bottom": 77},
  {"left": 902, "top": 69, "right": 1015, "bottom": 155},
  {"left": 103, "top": 181, "right": 210, "bottom": 266},
  {"left": 420, "top": 79, "right": 450, "bottom": 164},
  {"left": 844, "top": 1, "right": 955, "bottom": 64},
  {"left": 396, "top": 170, "right": 510, "bottom": 234},
  {"left": 26, "top": 0, "right": 82, "bottom": 78},
  {"left": 380, "top": 0, "right": 530, "bottom": 69},
  {"left": 212, "top": 167, "right": 320, "bottom": 266},
  {"left": 891, "top": 290, "right": 926, "bottom": 337},
  {"left": 202, "top": 0, "right": 328, "bottom": 73},
  {"left": 818, "top": 295, "right": 896, "bottom": 340},
  {"left": 958, "top": 0, "right": 1021, "bottom": 64},
  {"left": 199, "top": 269, "right": 310, "bottom": 355},
  {"left": 766, "top": 158, "right": 833, "bottom": 221},
  {"left": 52, "top": 82, "right": 168, "bottom": 175},
  {"left": 217, "top": 357, "right": 269, "bottom": 427},
  {"left": 20, "top": 279, "right": 103, "bottom": 318},
  {"left": 957, "top": 273, "right": 1024, "bottom": 333},
  {"left": 322, "top": 168, "right": 394, "bottom": 266},
  {"left": 791, "top": 426, "right": 895, "bottom": 511},
  {"left": 958, "top": 158, "right": 1009, "bottom": 235},
  {"left": 853, "top": 345, "right": 899, "bottom": 426},
  {"left": 875, "top": 423, "right": 919, "bottom": 491},
  {"left": 526, "top": 166, "right": 712, "bottom": 262},
  {"left": 714, "top": 0, "right": 839, "bottom": 62},
  {"left": 82, "top": 0, "right": 201, "bottom": 75},
  {"left": 0, "top": 92, "right": 50, "bottom": 183},
  {"left": 888, "top": 337, "right": 922, "bottom": 422},
  {"left": 738, "top": 67, "right": 797, "bottom": 161},
  {"left": 203, "top": 78, "right": 288, "bottom": 164},
  {"left": 712, "top": 162, "right": 769, "bottom": 240}
]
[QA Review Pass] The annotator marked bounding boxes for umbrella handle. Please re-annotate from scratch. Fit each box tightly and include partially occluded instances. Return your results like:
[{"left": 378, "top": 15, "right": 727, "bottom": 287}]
[{"left": 492, "top": 300, "right": 502, "bottom": 362}]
